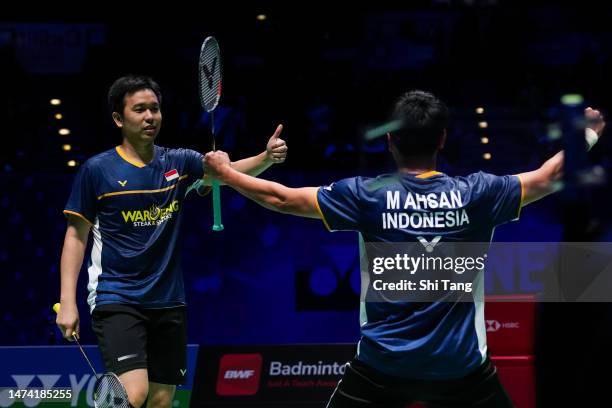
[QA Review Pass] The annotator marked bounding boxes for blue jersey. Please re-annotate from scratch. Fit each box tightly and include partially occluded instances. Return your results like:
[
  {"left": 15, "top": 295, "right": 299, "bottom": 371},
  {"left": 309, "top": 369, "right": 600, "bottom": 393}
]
[
  {"left": 316, "top": 171, "right": 523, "bottom": 379},
  {"left": 64, "top": 145, "right": 204, "bottom": 312}
]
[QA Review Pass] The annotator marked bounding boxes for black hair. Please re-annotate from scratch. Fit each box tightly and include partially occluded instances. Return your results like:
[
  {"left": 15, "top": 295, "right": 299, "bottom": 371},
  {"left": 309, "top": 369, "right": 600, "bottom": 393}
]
[
  {"left": 390, "top": 90, "right": 449, "bottom": 157},
  {"left": 107, "top": 75, "right": 162, "bottom": 115}
]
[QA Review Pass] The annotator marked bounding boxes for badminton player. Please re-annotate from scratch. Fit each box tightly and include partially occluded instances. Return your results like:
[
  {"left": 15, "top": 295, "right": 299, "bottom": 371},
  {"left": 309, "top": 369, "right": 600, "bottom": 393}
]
[
  {"left": 55, "top": 75, "right": 287, "bottom": 408},
  {"left": 203, "top": 90, "right": 604, "bottom": 407}
]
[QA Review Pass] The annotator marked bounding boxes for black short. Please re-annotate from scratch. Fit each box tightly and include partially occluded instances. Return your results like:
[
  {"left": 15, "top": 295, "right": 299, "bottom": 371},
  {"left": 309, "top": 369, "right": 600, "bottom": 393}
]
[
  {"left": 326, "top": 357, "right": 514, "bottom": 408},
  {"left": 91, "top": 304, "right": 187, "bottom": 385}
]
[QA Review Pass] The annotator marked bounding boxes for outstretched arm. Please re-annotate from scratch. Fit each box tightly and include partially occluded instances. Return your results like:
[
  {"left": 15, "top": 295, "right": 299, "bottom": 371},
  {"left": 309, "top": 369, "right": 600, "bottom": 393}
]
[
  {"left": 516, "top": 107, "right": 605, "bottom": 206},
  {"left": 204, "top": 150, "right": 321, "bottom": 219},
  {"left": 193, "top": 125, "right": 287, "bottom": 195}
]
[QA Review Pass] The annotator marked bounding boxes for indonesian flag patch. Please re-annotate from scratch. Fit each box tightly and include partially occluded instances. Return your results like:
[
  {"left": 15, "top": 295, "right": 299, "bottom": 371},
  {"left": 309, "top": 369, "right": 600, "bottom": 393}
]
[{"left": 164, "top": 169, "right": 179, "bottom": 182}]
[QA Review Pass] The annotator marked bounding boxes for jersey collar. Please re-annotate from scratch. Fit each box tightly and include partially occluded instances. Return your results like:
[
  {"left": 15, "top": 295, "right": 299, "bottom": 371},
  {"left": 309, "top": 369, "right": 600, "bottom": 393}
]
[
  {"left": 115, "top": 145, "right": 156, "bottom": 168},
  {"left": 415, "top": 170, "right": 443, "bottom": 179}
]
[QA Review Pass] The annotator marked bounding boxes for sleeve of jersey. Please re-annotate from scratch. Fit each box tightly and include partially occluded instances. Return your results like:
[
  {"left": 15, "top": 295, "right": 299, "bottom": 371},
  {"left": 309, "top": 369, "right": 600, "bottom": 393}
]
[
  {"left": 63, "top": 163, "right": 97, "bottom": 226},
  {"left": 315, "top": 177, "right": 361, "bottom": 232},
  {"left": 479, "top": 172, "right": 523, "bottom": 226},
  {"left": 184, "top": 149, "right": 205, "bottom": 182}
]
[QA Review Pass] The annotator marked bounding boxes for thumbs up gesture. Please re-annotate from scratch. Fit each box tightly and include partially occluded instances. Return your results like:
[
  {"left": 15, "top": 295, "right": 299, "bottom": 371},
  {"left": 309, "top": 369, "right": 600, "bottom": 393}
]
[{"left": 266, "top": 124, "right": 288, "bottom": 163}]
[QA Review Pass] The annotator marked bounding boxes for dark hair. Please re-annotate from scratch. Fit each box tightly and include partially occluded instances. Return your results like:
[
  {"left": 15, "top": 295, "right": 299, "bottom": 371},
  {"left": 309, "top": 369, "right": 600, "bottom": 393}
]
[
  {"left": 390, "top": 90, "right": 449, "bottom": 157},
  {"left": 107, "top": 75, "right": 162, "bottom": 115}
]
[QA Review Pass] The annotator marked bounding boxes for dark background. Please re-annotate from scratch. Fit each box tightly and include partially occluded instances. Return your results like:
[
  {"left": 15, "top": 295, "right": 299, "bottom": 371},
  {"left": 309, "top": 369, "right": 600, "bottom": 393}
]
[{"left": 1, "top": 2, "right": 612, "bottom": 406}]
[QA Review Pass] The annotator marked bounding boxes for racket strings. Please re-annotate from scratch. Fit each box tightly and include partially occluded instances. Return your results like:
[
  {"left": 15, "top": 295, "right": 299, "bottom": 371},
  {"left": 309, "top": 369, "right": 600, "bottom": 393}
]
[
  {"left": 94, "top": 374, "right": 131, "bottom": 408},
  {"left": 199, "top": 37, "right": 222, "bottom": 112}
]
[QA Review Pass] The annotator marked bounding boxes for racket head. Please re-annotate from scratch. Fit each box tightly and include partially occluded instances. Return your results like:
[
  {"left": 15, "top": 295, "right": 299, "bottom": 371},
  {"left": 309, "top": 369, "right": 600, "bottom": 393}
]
[
  {"left": 94, "top": 373, "right": 130, "bottom": 408},
  {"left": 199, "top": 36, "right": 223, "bottom": 112}
]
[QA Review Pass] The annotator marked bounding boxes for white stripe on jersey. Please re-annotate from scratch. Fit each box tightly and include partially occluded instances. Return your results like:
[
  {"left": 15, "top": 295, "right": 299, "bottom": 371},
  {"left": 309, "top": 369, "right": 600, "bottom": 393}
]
[
  {"left": 358, "top": 234, "right": 369, "bottom": 328},
  {"left": 87, "top": 217, "right": 103, "bottom": 312},
  {"left": 473, "top": 271, "right": 488, "bottom": 362}
]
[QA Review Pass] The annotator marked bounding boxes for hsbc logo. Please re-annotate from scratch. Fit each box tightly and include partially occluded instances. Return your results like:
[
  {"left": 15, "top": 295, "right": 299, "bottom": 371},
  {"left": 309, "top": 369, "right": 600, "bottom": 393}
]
[
  {"left": 216, "top": 354, "right": 262, "bottom": 396},
  {"left": 486, "top": 320, "right": 501, "bottom": 332},
  {"left": 486, "top": 320, "right": 520, "bottom": 332}
]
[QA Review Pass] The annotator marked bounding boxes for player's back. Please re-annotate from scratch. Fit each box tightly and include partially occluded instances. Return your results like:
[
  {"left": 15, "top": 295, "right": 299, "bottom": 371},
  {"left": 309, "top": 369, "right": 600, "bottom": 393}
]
[{"left": 316, "top": 170, "right": 522, "bottom": 379}]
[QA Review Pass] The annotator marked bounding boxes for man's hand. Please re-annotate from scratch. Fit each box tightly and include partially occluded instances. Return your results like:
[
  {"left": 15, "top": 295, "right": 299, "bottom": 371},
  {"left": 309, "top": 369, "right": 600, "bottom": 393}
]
[
  {"left": 585, "top": 107, "right": 605, "bottom": 136},
  {"left": 517, "top": 105, "right": 606, "bottom": 206},
  {"left": 198, "top": 125, "right": 286, "bottom": 190},
  {"left": 265, "top": 124, "right": 287, "bottom": 163},
  {"left": 585, "top": 107, "right": 605, "bottom": 151},
  {"left": 56, "top": 301, "right": 79, "bottom": 341},
  {"left": 204, "top": 151, "right": 232, "bottom": 179}
]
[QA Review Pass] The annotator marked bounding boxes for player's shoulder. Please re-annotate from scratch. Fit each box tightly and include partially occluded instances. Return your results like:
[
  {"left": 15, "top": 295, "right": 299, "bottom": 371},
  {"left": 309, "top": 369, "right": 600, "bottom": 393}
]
[
  {"left": 460, "top": 171, "right": 517, "bottom": 185},
  {"left": 327, "top": 174, "right": 402, "bottom": 198},
  {"left": 448, "top": 171, "right": 481, "bottom": 183},
  {"left": 328, "top": 174, "right": 382, "bottom": 188},
  {"left": 155, "top": 145, "right": 202, "bottom": 160},
  {"left": 448, "top": 171, "right": 495, "bottom": 186},
  {"left": 81, "top": 147, "right": 120, "bottom": 170},
  {"left": 456, "top": 171, "right": 520, "bottom": 198},
  {"left": 361, "top": 172, "right": 449, "bottom": 190},
  {"left": 361, "top": 173, "right": 402, "bottom": 190},
  {"left": 438, "top": 171, "right": 489, "bottom": 196}
]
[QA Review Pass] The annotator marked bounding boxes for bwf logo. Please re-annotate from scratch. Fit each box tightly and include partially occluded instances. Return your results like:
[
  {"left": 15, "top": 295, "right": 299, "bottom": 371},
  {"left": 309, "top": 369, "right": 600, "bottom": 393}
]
[
  {"left": 216, "top": 354, "right": 262, "bottom": 396},
  {"left": 224, "top": 370, "right": 255, "bottom": 379}
]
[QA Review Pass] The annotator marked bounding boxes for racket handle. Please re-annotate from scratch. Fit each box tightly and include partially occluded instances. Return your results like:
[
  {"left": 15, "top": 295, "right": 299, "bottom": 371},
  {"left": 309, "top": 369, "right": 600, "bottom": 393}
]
[
  {"left": 53, "top": 302, "right": 78, "bottom": 338},
  {"left": 56, "top": 304, "right": 95, "bottom": 375},
  {"left": 212, "top": 180, "right": 224, "bottom": 231}
]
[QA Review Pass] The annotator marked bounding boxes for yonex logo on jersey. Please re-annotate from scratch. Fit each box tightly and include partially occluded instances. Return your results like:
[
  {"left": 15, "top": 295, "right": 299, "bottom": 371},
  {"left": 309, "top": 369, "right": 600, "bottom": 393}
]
[
  {"left": 180, "top": 368, "right": 187, "bottom": 376},
  {"left": 417, "top": 236, "right": 442, "bottom": 253},
  {"left": 117, "top": 180, "right": 128, "bottom": 187},
  {"left": 216, "top": 353, "right": 262, "bottom": 396},
  {"left": 324, "top": 183, "right": 335, "bottom": 191}
]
